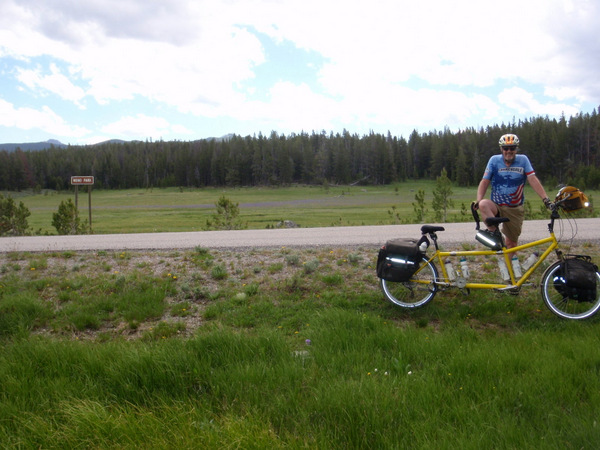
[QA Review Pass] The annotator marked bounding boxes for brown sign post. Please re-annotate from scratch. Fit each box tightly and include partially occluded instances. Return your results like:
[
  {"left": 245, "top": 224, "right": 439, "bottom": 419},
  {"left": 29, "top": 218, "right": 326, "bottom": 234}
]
[{"left": 71, "top": 176, "right": 94, "bottom": 232}]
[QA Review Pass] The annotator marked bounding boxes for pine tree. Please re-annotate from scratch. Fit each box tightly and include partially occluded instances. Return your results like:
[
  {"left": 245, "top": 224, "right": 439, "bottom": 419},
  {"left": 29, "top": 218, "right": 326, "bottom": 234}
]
[
  {"left": 0, "top": 194, "right": 31, "bottom": 236},
  {"left": 52, "top": 199, "right": 86, "bottom": 235},
  {"left": 412, "top": 189, "right": 427, "bottom": 223},
  {"left": 205, "top": 196, "right": 245, "bottom": 230},
  {"left": 432, "top": 168, "right": 454, "bottom": 222}
]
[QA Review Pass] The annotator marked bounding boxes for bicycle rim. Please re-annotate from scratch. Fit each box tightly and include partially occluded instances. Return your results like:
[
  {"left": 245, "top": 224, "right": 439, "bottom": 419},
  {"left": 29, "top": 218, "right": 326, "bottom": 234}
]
[
  {"left": 380, "top": 257, "right": 438, "bottom": 309},
  {"left": 541, "top": 262, "right": 600, "bottom": 320}
]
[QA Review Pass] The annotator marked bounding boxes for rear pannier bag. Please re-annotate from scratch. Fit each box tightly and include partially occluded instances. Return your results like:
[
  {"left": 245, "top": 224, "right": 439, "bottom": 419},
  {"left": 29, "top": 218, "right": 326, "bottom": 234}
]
[
  {"left": 376, "top": 238, "right": 422, "bottom": 282},
  {"left": 553, "top": 256, "right": 598, "bottom": 303}
]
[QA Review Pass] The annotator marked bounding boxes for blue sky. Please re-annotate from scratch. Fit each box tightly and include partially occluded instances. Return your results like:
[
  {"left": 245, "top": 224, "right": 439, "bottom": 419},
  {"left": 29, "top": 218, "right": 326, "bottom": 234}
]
[{"left": 1, "top": 0, "right": 599, "bottom": 145}]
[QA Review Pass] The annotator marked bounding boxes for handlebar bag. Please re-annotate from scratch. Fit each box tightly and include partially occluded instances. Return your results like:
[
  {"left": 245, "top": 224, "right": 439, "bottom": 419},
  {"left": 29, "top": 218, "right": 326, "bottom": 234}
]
[
  {"left": 376, "top": 238, "right": 422, "bottom": 282},
  {"left": 553, "top": 256, "right": 598, "bottom": 303}
]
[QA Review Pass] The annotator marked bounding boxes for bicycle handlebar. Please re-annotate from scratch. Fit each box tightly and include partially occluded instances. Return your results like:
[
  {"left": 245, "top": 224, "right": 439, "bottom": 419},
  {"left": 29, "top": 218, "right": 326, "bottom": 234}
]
[
  {"left": 470, "top": 202, "right": 481, "bottom": 230},
  {"left": 471, "top": 199, "right": 562, "bottom": 231}
]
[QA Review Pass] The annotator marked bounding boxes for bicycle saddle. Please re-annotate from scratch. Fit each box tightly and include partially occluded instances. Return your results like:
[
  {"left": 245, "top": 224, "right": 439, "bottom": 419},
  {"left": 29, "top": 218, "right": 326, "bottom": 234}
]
[
  {"left": 484, "top": 217, "right": 510, "bottom": 227},
  {"left": 421, "top": 225, "right": 445, "bottom": 234}
]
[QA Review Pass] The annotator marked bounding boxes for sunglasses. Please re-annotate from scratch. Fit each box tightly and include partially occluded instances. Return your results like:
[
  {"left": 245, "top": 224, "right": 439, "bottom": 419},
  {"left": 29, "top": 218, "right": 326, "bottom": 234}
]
[{"left": 501, "top": 146, "right": 517, "bottom": 152}]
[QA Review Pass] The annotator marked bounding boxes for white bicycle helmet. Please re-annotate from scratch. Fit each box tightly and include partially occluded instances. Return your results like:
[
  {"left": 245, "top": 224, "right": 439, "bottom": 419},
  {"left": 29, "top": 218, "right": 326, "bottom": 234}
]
[{"left": 499, "top": 134, "right": 519, "bottom": 147}]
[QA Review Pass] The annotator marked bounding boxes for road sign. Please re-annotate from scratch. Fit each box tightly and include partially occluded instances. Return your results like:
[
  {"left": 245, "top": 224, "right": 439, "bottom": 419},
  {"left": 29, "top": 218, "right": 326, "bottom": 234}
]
[
  {"left": 70, "top": 176, "right": 94, "bottom": 232},
  {"left": 71, "top": 176, "right": 95, "bottom": 185}
]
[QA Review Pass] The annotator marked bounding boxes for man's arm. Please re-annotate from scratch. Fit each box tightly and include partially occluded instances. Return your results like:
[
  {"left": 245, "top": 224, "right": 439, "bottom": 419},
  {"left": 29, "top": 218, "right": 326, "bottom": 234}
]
[
  {"left": 527, "top": 174, "right": 549, "bottom": 201},
  {"left": 476, "top": 178, "right": 490, "bottom": 205}
]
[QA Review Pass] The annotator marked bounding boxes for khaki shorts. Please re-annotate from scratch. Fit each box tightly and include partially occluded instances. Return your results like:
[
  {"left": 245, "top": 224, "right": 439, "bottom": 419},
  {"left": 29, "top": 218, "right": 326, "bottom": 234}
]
[{"left": 497, "top": 204, "right": 524, "bottom": 243}]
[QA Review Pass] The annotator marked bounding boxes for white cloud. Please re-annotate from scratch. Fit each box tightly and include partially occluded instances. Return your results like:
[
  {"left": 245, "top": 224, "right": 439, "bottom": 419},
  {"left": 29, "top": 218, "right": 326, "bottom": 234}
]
[
  {"left": 0, "top": 98, "right": 89, "bottom": 137},
  {"left": 16, "top": 64, "right": 86, "bottom": 106},
  {"left": 498, "top": 87, "right": 580, "bottom": 117},
  {"left": 0, "top": 0, "right": 598, "bottom": 143},
  {"left": 2, "top": 0, "right": 265, "bottom": 108},
  {"left": 251, "top": 81, "right": 339, "bottom": 131},
  {"left": 12, "top": 0, "right": 198, "bottom": 46},
  {"left": 544, "top": 86, "right": 582, "bottom": 102},
  {"left": 222, "top": 0, "right": 596, "bottom": 133},
  {"left": 101, "top": 114, "right": 191, "bottom": 139},
  {"left": 171, "top": 124, "right": 194, "bottom": 135}
]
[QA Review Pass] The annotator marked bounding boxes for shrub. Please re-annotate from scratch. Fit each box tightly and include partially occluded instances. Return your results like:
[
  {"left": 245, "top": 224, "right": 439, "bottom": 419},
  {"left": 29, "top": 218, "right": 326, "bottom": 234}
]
[
  {"left": 211, "top": 264, "right": 228, "bottom": 280},
  {"left": 52, "top": 199, "right": 88, "bottom": 235},
  {"left": 205, "top": 196, "right": 245, "bottom": 230},
  {"left": 0, "top": 194, "right": 31, "bottom": 236},
  {"left": 285, "top": 254, "right": 300, "bottom": 266},
  {"left": 303, "top": 259, "right": 320, "bottom": 274}
]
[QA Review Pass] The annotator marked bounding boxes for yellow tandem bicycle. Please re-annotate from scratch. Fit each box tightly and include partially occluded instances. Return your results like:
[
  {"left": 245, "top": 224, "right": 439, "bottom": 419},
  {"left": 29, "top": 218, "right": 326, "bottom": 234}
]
[{"left": 378, "top": 186, "right": 600, "bottom": 320}]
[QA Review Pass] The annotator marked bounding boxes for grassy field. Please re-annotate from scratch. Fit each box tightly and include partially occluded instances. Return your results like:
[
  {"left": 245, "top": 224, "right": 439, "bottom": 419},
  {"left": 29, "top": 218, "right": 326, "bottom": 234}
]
[
  {"left": 2, "top": 184, "right": 600, "bottom": 447},
  {"left": 1, "top": 241, "right": 600, "bottom": 447},
  {"left": 6, "top": 182, "right": 582, "bottom": 234}
]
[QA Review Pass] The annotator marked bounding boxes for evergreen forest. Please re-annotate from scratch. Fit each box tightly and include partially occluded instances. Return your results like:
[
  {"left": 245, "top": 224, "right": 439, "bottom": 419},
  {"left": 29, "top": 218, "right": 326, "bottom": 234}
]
[{"left": 2, "top": 110, "right": 599, "bottom": 192}]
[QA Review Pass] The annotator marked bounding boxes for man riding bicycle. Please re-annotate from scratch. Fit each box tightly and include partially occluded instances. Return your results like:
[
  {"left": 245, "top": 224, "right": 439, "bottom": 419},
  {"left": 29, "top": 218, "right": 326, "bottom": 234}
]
[{"left": 474, "top": 133, "right": 551, "bottom": 249}]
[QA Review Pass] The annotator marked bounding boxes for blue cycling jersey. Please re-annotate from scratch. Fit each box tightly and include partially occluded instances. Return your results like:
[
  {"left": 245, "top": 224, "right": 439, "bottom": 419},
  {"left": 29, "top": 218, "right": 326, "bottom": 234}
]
[{"left": 483, "top": 154, "right": 535, "bottom": 206}]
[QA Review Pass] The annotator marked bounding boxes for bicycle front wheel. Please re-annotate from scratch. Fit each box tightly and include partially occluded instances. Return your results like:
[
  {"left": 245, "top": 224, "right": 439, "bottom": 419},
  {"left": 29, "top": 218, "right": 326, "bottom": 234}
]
[
  {"left": 380, "top": 256, "right": 438, "bottom": 309},
  {"left": 541, "top": 261, "right": 600, "bottom": 320}
]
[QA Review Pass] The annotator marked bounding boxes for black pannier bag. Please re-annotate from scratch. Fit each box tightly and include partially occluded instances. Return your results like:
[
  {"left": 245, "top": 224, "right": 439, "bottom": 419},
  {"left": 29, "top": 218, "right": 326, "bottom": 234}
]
[
  {"left": 553, "top": 256, "right": 598, "bottom": 303},
  {"left": 377, "top": 238, "right": 422, "bottom": 282}
]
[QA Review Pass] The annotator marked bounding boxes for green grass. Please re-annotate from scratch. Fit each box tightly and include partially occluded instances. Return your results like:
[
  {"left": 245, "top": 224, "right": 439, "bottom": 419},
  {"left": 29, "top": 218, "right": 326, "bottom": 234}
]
[
  {"left": 8, "top": 182, "right": 580, "bottom": 234},
  {"left": 1, "top": 311, "right": 600, "bottom": 447},
  {"left": 1, "top": 245, "right": 600, "bottom": 447},
  {"left": 2, "top": 184, "right": 600, "bottom": 447}
]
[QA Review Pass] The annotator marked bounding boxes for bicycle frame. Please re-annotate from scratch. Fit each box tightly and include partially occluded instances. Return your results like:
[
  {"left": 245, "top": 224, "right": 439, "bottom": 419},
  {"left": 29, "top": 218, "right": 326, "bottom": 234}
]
[
  {"left": 419, "top": 210, "right": 562, "bottom": 291},
  {"left": 425, "top": 234, "right": 558, "bottom": 290}
]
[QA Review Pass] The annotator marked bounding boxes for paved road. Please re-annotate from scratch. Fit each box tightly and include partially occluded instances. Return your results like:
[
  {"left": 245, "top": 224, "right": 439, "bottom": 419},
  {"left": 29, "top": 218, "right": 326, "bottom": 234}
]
[{"left": 1, "top": 218, "right": 598, "bottom": 253}]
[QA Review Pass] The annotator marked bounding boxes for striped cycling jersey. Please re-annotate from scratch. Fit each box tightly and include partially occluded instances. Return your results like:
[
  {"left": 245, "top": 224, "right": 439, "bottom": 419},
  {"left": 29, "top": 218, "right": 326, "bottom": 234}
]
[{"left": 483, "top": 154, "right": 535, "bottom": 206}]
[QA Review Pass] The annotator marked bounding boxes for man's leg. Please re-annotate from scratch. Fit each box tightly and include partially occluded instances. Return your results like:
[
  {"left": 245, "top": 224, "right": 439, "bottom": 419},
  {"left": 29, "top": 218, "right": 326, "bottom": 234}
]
[
  {"left": 504, "top": 236, "right": 518, "bottom": 249},
  {"left": 498, "top": 205, "right": 524, "bottom": 250},
  {"left": 478, "top": 199, "right": 499, "bottom": 231}
]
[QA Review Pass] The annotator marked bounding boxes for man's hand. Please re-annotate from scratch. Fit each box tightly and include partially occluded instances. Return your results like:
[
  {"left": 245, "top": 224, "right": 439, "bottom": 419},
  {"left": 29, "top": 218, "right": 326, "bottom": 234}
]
[
  {"left": 543, "top": 197, "right": 551, "bottom": 209},
  {"left": 472, "top": 201, "right": 479, "bottom": 210}
]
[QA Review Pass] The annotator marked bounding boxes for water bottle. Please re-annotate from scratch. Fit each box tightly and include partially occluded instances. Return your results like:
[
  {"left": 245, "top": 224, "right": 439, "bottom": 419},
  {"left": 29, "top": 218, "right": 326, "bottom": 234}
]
[
  {"left": 444, "top": 259, "right": 456, "bottom": 281},
  {"left": 522, "top": 252, "right": 539, "bottom": 271},
  {"left": 498, "top": 258, "right": 510, "bottom": 282},
  {"left": 511, "top": 256, "right": 522, "bottom": 278},
  {"left": 419, "top": 241, "right": 428, "bottom": 253},
  {"left": 459, "top": 257, "right": 470, "bottom": 278}
]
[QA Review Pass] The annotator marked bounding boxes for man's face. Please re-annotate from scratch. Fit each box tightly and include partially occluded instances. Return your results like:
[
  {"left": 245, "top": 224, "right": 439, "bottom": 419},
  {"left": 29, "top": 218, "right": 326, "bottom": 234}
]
[{"left": 501, "top": 146, "right": 517, "bottom": 164}]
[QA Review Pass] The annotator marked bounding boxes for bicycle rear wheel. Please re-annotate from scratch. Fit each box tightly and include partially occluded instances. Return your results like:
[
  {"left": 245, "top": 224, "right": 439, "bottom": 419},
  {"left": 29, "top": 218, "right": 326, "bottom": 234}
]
[
  {"left": 540, "top": 261, "right": 600, "bottom": 320},
  {"left": 380, "top": 256, "right": 438, "bottom": 309}
]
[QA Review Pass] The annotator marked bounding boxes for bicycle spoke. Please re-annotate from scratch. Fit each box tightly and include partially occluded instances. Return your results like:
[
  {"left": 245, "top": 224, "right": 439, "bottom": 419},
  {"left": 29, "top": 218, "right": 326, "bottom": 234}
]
[
  {"left": 541, "top": 261, "right": 600, "bottom": 320},
  {"left": 380, "top": 257, "right": 438, "bottom": 309}
]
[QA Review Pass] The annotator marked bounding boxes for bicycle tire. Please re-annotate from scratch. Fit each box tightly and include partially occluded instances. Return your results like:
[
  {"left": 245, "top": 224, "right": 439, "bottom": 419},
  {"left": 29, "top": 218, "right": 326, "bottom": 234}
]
[
  {"left": 540, "top": 261, "right": 600, "bottom": 320},
  {"left": 380, "top": 256, "right": 438, "bottom": 309}
]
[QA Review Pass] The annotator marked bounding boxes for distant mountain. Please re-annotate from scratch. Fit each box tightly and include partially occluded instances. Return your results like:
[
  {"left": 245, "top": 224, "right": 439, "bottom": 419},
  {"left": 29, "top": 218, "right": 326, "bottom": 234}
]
[
  {"left": 90, "top": 139, "right": 129, "bottom": 146},
  {"left": 206, "top": 133, "right": 235, "bottom": 142},
  {"left": 0, "top": 139, "right": 67, "bottom": 152},
  {"left": 0, "top": 134, "right": 235, "bottom": 152}
]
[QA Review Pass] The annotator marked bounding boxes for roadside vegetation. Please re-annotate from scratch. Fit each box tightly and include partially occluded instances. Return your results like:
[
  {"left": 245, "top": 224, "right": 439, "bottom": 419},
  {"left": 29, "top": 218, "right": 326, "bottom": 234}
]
[
  {"left": 0, "top": 193, "right": 32, "bottom": 236},
  {"left": 1, "top": 239, "right": 600, "bottom": 447},
  {"left": 3, "top": 182, "right": 596, "bottom": 235},
  {"left": 1, "top": 184, "right": 599, "bottom": 446}
]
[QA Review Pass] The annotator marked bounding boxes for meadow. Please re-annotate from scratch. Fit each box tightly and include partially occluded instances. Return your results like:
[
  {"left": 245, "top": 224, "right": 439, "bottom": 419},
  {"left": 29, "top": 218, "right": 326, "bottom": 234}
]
[
  {"left": 7, "top": 182, "right": 509, "bottom": 234},
  {"left": 1, "top": 184, "right": 600, "bottom": 447}
]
